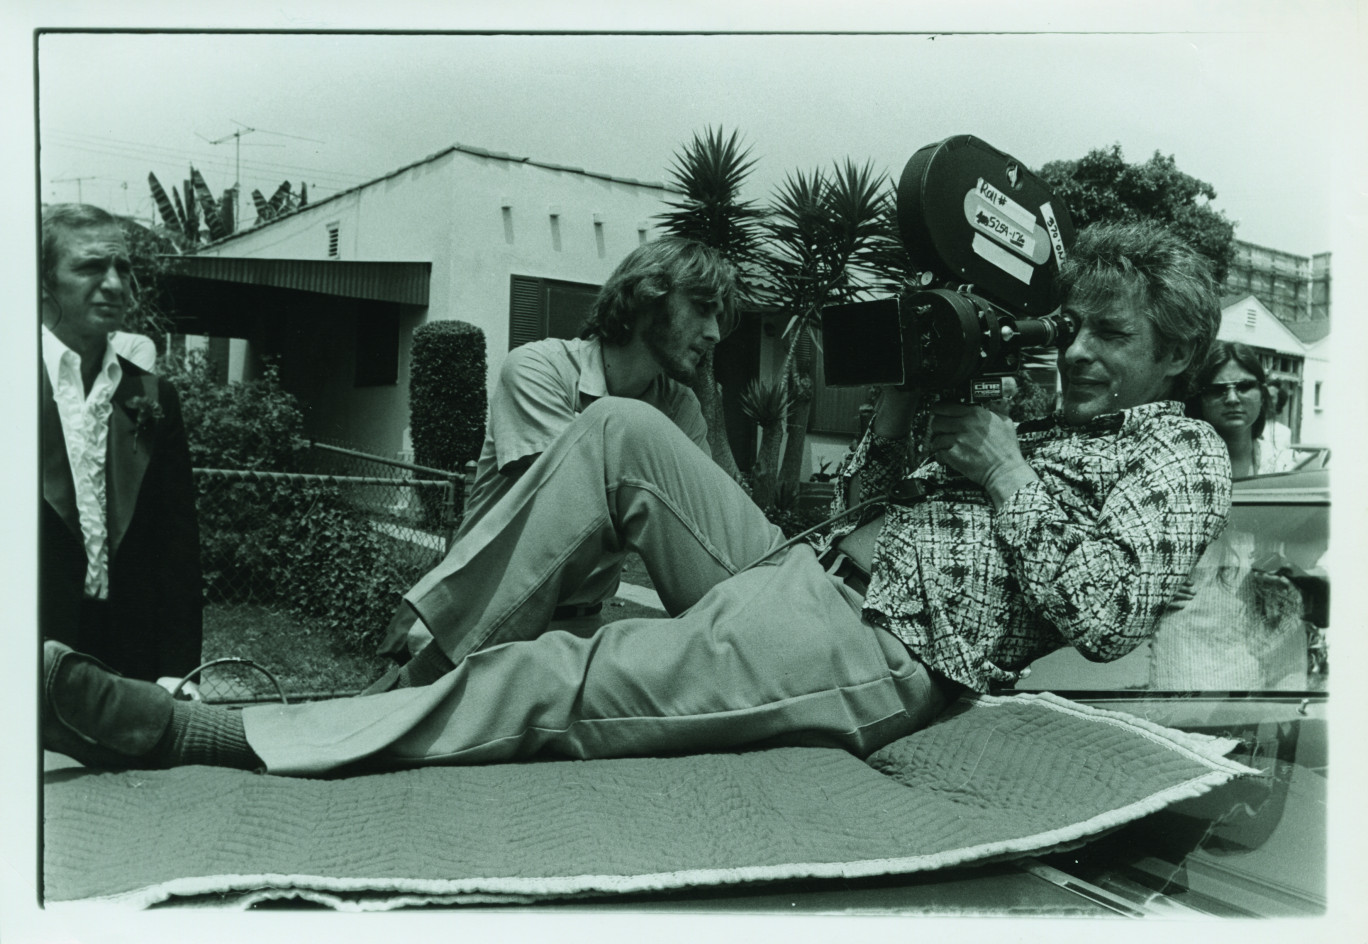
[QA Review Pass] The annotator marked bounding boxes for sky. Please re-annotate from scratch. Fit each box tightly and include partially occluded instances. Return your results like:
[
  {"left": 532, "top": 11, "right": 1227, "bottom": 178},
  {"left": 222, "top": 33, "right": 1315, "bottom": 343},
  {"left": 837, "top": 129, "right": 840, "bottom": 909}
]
[{"left": 27, "top": 16, "right": 1362, "bottom": 258}]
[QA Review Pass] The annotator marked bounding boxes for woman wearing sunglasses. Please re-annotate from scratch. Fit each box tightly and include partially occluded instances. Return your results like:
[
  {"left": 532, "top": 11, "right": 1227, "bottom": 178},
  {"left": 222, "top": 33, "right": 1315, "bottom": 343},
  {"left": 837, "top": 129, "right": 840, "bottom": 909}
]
[
  {"left": 1186, "top": 341, "right": 1297, "bottom": 478},
  {"left": 1150, "top": 340, "right": 1310, "bottom": 689}
]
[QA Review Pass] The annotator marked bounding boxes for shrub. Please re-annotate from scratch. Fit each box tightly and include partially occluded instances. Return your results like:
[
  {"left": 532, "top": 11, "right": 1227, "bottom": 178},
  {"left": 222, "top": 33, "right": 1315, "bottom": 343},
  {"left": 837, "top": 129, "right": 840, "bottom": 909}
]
[
  {"left": 409, "top": 320, "right": 487, "bottom": 528},
  {"left": 1009, "top": 370, "right": 1058, "bottom": 422},
  {"left": 410, "top": 320, "right": 487, "bottom": 473},
  {"left": 266, "top": 485, "right": 432, "bottom": 655},
  {"left": 162, "top": 350, "right": 306, "bottom": 471},
  {"left": 750, "top": 477, "right": 831, "bottom": 540},
  {"left": 164, "top": 354, "right": 427, "bottom": 655}
]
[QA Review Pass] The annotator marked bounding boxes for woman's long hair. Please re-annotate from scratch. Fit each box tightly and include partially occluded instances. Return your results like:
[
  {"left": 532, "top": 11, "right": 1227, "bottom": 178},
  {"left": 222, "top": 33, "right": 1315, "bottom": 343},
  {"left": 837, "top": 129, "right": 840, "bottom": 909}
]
[{"left": 1183, "top": 340, "right": 1272, "bottom": 441}]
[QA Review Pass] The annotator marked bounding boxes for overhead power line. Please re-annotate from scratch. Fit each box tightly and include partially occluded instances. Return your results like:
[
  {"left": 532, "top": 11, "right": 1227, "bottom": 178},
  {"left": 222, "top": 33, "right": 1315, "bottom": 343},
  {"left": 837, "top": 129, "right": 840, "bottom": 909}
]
[
  {"left": 42, "top": 129, "right": 376, "bottom": 189},
  {"left": 229, "top": 119, "right": 326, "bottom": 145},
  {"left": 46, "top": 134, "right": 372, "bottom": 188}
]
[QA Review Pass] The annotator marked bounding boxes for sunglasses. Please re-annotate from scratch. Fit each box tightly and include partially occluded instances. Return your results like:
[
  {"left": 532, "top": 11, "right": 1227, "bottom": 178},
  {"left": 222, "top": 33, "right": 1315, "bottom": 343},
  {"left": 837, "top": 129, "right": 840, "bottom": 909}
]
[{"left": 1200, "top": 380, "right": 1261, "bottom": 398}]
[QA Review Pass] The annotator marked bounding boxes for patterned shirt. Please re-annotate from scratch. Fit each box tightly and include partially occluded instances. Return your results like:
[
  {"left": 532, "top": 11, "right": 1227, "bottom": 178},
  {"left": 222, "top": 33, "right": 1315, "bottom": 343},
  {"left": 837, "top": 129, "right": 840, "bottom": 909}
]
[
  {"left": 835, "top": 400, "right": 1231, "bottom": 692},
  {"left": 41, "top": 326, "right": 123, "bottom": 600}
]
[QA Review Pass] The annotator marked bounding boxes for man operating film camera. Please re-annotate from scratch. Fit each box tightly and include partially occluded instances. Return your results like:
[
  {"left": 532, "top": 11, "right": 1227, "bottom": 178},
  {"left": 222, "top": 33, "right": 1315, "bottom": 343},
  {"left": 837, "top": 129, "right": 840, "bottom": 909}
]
[{"left": 43, "top": 136, "right": 1231, "bottom": 776}]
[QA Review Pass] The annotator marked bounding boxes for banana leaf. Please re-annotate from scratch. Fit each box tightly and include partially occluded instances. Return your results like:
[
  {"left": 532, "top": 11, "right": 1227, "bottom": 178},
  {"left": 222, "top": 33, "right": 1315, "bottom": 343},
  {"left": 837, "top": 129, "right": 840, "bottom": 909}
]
[
  {"left": 251, "top": 189, "right": 274, "bottom": 221},
  {"left": 147, "top": 173, "right": 181, "bottom": 230},
  {"left": 267, "top": 181, "right": 293, "bottom": 214},
  {"left": 190, "top": 167, "right": 228, "bottom": 241}
]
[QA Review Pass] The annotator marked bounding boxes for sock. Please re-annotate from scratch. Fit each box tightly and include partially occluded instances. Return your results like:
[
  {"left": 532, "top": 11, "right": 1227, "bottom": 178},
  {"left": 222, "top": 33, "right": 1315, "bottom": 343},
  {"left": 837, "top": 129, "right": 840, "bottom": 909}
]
[
  {"left": 151, "top": 701, "right": 261, "bottom": 770},
  {"left": 394, "top": 641, "right": 455, "bottom": 689}
]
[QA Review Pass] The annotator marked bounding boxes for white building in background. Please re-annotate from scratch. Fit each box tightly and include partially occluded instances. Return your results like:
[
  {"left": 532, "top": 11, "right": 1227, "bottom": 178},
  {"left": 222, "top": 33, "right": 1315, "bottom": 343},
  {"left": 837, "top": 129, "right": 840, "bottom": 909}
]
[
  {"left": 165, "top": 147, "right": 1337, "bottom": 477},
  {"left": 1216, "top": 293, "right": 1329, "bottom": 444},
  {"left": 169, "top": 144, "right": 678, "bottom": 458},
  {"left": 1291, "top": 326, "right": 1331, "bottom": 446}
]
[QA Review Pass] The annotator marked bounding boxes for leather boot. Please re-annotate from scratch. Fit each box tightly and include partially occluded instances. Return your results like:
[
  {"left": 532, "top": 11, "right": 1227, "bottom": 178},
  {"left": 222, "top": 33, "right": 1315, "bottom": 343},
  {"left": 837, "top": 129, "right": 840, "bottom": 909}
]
[{"left": 42, "top": 640, "right": 174, "bottom": 768}]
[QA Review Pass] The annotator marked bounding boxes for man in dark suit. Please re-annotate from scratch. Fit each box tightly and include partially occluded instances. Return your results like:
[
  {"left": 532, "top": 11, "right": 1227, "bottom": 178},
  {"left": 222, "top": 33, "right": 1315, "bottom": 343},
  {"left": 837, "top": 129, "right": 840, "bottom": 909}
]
[{"left": 40, "top": 203, "right": 202, "bottom": 694}]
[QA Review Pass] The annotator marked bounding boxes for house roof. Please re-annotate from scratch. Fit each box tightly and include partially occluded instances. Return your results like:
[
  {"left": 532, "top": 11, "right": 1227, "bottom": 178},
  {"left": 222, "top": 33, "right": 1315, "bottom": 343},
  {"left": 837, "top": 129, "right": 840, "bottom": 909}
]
[
  {"left": 167, "top": 256, "right": 431, "bottom": 305},
  {"left": 1284, "top": 319, "right": 1331, "bottom": 345},
  {"left": 1218, "top": 293, "right": 1308, "bottom": 355},
  {"left": 201, "top": 143, "right": 676, "bottom": 249},
  {"left": 1221, "top": 292, "right": 1331, "bottom": 350}
]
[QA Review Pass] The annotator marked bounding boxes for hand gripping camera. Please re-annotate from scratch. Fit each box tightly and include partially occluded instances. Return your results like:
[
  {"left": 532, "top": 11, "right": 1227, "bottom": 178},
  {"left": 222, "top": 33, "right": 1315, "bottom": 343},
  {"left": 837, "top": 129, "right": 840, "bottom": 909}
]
[{"left": 822, "top": 134, "right": 1078, "bottom": 402}]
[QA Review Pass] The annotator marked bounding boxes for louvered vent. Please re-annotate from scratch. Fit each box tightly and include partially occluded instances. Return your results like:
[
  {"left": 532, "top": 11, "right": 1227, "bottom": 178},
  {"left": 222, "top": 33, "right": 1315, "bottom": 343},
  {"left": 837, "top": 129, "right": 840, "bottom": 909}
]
[{"left": 509, "top": 275, "right": 544, "bottom": 349}]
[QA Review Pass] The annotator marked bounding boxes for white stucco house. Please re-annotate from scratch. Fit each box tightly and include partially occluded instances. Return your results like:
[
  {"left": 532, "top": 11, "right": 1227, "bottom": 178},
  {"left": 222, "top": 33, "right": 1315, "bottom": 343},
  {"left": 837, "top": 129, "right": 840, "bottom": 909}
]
[
  {"left": 169, "top": 143, "right": 731, "bottom": 460},
  {"left": 167, "top": 147, "right": 1335, "bottom": 480},
  {"left": 1216, "top": 293, "right": 1329, "bottom": 444}
]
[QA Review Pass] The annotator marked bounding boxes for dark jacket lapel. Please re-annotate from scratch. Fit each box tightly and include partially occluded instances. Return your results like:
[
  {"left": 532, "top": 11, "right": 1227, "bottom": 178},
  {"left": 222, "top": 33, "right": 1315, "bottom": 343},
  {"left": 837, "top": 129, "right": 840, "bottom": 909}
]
[
  {"left": 106, "top": 361, "right": 156, "bottom": 559},
  {"left": 41, "top": 370, "right": 81, "bottom": 539}
]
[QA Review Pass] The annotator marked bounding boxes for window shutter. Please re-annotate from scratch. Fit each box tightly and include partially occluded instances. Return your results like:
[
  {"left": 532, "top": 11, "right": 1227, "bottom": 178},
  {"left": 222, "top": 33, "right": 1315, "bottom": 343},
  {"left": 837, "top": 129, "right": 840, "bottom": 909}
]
[
  {"left": 546, "top": 282, "right": 598, "bottom": 340},
  {"left": 509, "top": 275, "right": 545, "bottom": 350}
]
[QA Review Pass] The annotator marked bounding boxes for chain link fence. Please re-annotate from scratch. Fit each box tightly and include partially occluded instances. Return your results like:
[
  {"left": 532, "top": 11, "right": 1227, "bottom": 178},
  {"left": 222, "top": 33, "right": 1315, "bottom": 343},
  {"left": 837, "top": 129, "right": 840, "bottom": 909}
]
[{"left": 190, "top": 443, "right": 474, "bottom": 704}]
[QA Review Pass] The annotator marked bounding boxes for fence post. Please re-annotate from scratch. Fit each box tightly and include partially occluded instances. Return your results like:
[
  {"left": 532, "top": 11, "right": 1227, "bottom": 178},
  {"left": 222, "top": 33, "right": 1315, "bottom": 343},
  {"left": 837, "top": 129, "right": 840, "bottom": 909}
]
[
  {"left": 441, "top": 474, "right": 459, "bottom": 552},
  {"left": 442, "top": 461, "right": 478, "bottom": 553}
]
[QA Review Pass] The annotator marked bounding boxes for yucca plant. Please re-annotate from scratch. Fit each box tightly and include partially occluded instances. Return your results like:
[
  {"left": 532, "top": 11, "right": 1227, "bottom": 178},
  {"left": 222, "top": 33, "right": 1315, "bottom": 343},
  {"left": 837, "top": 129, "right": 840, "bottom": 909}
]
[
  {"left": 656, "top": 127, "right": 769, "bottom": 481},
  {"left": 659, "top": 127, "right": 767, "bottom": 294},
  {"left": 758, "top": 158, "right": 888, "bottom": 493},
  {"left": 739, "top": 378, "right": 791, "bottom": 507},
  {"left": 658, "top": 130, "right": 893, "bottom": 495}
]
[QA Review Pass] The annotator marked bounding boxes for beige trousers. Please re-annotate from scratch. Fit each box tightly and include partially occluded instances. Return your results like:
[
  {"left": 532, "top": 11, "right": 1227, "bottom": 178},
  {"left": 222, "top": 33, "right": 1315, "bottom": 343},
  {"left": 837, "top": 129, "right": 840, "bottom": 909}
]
[{"left": 242, "top": 399, "right": 946, "bottom": 775}]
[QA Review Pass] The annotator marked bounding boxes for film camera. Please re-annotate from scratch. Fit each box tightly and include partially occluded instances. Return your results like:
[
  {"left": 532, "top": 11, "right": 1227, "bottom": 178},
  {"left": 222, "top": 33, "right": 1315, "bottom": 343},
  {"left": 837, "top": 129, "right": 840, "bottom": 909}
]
[{"left": 822, "top": 134, "right": 1078, "bottom": 402}]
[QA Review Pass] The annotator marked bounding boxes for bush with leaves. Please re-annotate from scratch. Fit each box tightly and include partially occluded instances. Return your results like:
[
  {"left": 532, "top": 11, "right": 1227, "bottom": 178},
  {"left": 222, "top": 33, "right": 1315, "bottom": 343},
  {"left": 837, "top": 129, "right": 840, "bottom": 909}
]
[
  {"left": 164, "top": 353, "right": 421, "bottom": 653},
  {"left": 162, "top": 350, "right": 306, "bottom": 471},
  {"left": 116, "top": 217, "right": 183, "bottom": 351},
  {"left": 740, "top": 474, "right": 832, "bottom": 541},
  {"left": 267, "top": 485, "right": 432, "bottom": 655},
  {"left": 162, "top": 351, "right": 306, "bottom": 602}
]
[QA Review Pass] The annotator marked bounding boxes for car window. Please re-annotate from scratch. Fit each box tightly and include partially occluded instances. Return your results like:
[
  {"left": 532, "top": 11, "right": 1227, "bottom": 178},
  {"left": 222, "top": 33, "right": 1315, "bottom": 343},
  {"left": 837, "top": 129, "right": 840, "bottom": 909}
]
[
  {"left": 1015, "top": 474, "right": 1329, "bottom": 918},
  {"left": 1017, "top": 469, "right": 1329, "bottom": 694}
]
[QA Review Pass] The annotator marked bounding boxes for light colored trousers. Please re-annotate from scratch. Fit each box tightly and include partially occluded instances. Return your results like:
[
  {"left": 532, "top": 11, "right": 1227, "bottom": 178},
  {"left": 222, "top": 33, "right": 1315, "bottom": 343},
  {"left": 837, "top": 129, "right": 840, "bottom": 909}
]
[{"left": 243, "top": 399, "right": 946, "bottom": 776}]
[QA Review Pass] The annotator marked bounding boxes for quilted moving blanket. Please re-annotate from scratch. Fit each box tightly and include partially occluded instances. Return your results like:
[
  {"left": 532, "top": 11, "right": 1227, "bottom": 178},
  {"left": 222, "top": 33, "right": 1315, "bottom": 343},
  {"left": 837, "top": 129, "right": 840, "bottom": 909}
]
[{"left": 43, "top": 692, "right": 1254, "bottom": 910}]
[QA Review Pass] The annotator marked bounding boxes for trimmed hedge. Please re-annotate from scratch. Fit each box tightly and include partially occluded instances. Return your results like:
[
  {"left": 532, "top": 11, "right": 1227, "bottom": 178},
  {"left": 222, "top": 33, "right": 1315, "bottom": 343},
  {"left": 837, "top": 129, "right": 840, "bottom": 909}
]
[{"left": 409, "top": 320, "right": 487, "bottom": 474}]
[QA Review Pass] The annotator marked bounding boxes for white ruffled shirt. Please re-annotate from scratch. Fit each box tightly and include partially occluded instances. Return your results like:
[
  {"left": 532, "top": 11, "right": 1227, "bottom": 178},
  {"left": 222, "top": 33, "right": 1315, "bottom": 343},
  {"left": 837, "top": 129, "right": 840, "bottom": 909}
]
[{"left": 41, "top": 326, "right": 123, "bottom": 599}]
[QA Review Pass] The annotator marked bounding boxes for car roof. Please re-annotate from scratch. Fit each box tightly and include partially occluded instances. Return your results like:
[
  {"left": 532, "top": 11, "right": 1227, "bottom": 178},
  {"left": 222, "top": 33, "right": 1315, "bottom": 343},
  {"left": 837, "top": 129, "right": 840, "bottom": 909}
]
[{"left": 1232, "top": 468, "right": 1329, "bottom": 503}]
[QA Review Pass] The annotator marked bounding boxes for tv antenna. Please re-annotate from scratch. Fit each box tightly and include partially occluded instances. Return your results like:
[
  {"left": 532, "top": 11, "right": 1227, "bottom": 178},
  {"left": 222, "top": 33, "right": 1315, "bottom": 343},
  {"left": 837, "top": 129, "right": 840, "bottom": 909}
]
[
  {"left": 52, "top": 175, "right": 112, "bottom": 202},
  {"left": 197, "top": 121, "right": 323, "bottom": 229}
]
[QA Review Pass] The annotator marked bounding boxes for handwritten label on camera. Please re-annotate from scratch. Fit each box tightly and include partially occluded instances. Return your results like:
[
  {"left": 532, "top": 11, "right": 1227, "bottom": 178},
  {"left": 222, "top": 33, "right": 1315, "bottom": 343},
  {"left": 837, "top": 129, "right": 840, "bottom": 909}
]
[
  {"left": 1039, "top": 201, "right": 1068, "bottom": 264},
  {"left": 971, "top": 233, "right": 1034, "bottom": 285},
  {"left": 963, "top": 184, "right": 1048, "bottom": 266}
]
